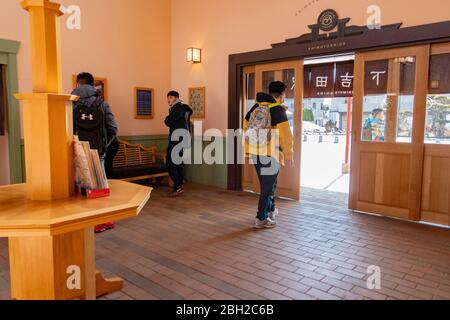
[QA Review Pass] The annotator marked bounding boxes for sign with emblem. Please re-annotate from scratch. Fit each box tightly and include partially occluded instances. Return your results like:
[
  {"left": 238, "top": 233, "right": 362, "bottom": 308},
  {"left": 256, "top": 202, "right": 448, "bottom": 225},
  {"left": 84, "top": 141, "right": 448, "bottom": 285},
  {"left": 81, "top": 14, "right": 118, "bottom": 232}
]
[{"left": 318, "top": 9, "right": 339, "bottom": 32}]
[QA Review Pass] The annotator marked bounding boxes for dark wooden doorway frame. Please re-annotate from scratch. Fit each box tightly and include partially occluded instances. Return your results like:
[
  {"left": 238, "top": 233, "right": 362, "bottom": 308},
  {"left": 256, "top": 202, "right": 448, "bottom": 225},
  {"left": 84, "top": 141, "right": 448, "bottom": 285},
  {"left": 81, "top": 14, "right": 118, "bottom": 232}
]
[{"left": 227, "top": 20, "right": 450, "bottom": 191}]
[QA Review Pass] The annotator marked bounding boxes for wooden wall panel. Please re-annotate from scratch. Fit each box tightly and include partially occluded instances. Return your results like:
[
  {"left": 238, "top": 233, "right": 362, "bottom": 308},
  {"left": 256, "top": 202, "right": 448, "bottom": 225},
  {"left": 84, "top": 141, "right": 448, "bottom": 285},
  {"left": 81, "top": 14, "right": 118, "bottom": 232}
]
[
  {"left": 358, "top": 152, "right": 377, "bottom": 203},
  {"left": 420, "top": 43, "right": 450, "bottom": 226},
  {"left": 381, "top": 154, "right": 410, "bottom": 209},
  {"left": 429, "top": 157, "right": 449, "bottom": 213},
  {"left": 358, "top": 152, "right": 410, "bottom": 209},
  {"left": 421, "top": 146, "right": 450, "bottom": 225}
]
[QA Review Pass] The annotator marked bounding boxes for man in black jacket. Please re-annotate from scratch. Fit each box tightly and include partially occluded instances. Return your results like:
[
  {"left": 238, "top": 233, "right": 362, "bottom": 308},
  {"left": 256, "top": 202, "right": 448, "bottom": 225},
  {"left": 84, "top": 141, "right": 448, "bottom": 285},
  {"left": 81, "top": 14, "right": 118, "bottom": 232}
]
[
  {"left": 165, "top": 91, "right": 193, "bottom": 197},
  {"left": 72, "top": 72, "right": 118, "bottom": 163}
]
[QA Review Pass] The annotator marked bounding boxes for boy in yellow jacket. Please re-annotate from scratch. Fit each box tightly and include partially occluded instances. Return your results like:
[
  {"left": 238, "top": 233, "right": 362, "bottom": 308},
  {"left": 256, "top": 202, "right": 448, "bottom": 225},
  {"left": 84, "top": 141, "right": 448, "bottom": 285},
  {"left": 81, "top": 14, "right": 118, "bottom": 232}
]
[{"left": 243, "top": 81, "right": 294, "bottom": 229}]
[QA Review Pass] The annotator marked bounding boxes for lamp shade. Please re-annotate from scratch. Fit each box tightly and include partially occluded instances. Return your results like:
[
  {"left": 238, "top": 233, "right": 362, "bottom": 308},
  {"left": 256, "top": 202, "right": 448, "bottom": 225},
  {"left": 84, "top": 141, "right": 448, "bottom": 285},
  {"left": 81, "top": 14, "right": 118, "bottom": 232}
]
[{"left": 187, "top": 48, "right": 201, "bottom": 63}]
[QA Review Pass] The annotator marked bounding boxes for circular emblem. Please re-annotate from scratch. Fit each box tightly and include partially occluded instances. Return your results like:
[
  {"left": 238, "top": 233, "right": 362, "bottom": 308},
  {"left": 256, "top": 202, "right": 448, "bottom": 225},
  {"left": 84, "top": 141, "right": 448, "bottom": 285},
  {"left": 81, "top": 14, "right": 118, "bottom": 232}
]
[{"left": 318, "top": 9, "right": 339, "bottom": 32}]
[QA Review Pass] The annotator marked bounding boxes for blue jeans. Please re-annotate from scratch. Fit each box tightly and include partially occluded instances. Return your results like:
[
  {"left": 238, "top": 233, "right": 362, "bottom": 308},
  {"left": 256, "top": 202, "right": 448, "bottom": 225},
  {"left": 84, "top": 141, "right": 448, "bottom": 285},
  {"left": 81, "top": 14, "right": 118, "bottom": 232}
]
[{"left": 253, "top": 156, "right": 280, "bottom": 221}]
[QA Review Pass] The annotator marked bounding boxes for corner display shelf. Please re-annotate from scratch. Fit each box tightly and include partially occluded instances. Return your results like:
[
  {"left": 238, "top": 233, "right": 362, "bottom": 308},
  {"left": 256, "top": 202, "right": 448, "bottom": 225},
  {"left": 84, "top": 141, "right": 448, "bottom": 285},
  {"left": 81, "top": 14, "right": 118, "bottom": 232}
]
[{"left": 0, "top": 180, "right": 152, "bottom": 300}]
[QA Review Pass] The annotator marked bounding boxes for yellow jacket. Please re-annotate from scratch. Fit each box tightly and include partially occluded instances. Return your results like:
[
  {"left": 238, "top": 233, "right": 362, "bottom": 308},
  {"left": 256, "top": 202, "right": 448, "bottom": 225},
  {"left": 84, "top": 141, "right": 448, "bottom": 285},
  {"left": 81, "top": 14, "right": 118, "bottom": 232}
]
[{"left": 243, "top": 93, "right": 294, "bottom": 166}]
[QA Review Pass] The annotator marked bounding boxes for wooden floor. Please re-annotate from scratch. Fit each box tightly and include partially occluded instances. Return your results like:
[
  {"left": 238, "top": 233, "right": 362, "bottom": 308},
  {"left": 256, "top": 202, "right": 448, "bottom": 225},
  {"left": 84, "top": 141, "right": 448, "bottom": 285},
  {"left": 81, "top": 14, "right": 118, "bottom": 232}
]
[{"left": 1, "top": 183, "right": 450, "bottom": 300}]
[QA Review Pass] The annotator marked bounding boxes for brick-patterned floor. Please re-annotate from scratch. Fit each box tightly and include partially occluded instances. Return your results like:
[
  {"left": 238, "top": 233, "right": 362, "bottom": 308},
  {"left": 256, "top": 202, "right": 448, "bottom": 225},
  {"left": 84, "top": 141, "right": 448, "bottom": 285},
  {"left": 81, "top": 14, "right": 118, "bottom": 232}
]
[{"left": 1, "top": 184, "right": 450, "bottom": 300}]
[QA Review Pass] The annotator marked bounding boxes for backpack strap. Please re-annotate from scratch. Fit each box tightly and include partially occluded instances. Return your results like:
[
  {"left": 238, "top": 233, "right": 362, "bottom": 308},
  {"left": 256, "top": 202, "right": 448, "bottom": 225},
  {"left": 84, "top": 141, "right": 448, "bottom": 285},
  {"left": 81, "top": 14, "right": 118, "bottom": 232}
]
[{"left": 268, "top": 102, "right": 281, "bottom": 109}]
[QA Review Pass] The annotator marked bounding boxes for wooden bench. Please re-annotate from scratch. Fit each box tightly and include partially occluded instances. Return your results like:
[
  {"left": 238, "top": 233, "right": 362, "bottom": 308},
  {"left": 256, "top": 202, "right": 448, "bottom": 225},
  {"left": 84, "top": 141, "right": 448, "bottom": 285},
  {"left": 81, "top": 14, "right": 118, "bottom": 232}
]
[{"left": 111, "top": 139, "right": 172, "bottom": 185}]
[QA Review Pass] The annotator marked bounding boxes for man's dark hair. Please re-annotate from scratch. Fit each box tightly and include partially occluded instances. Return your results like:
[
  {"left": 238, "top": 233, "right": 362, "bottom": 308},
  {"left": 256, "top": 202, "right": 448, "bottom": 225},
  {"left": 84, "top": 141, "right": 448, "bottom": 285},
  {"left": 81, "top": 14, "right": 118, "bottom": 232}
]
[
  {"left": 372, "top": 108, "right": 384, "bottom": 117},
  {"left": 167, "top": 91, "right": 180, "bottom": 98},
  {"left": 269, "top": 81, "right": 287, "bottom": 98},
  {"left": 77, "top": 72, "right": 95, "bottom": 86}
]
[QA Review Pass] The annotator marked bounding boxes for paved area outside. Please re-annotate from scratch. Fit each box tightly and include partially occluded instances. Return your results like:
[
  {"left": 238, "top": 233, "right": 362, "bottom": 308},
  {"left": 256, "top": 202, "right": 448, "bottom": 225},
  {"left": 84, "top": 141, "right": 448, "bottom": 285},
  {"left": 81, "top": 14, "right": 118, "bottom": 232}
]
[
  {"left": 301, "top": 137, "right": 350, "bottom": 194},
  {"left": 1, "top": 183, "right": 449, "bottom": 300}
]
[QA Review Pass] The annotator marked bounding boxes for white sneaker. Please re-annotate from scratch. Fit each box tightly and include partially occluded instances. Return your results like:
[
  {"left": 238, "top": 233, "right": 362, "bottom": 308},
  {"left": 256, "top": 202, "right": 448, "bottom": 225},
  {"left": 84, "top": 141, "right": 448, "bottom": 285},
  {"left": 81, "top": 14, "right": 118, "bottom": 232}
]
[
  {"left": 269, "top": 209, "right": 279, "bottom": 221},
  {"left": 254, "top": 218, "right": 277, "bottom": 229}
]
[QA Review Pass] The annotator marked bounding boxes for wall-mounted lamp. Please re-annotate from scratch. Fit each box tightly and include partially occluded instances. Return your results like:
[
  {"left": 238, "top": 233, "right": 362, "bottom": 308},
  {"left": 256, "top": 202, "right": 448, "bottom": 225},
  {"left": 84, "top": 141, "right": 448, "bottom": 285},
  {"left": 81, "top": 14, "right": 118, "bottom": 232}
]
[{"left": 186, "top": 48, "right": 202, "bottom": 63}]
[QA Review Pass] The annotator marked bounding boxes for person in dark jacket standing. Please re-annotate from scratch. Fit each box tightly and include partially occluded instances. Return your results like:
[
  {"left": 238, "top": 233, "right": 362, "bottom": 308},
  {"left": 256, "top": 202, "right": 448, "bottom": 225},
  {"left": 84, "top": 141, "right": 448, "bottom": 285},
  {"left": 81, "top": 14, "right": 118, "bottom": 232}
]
[
  {"left": 72, "top": 72, "right": 118, "bottom": 163},
  {"left": 165, "top": 91, "right": 193, "bottom": 197}
]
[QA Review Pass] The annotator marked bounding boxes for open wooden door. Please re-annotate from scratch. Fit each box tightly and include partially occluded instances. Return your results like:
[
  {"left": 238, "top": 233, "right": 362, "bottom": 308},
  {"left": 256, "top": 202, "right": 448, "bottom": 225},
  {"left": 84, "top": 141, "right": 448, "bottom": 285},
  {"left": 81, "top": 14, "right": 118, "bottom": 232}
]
[
  {"left": 421, "top": 42, "right": 450, "bottom": 226},
  {"left": 350, "top": 45, "right": 430, "bottom": 220},
  {"left": 242, "top": 60, "right": 303, "bottom": 200}
]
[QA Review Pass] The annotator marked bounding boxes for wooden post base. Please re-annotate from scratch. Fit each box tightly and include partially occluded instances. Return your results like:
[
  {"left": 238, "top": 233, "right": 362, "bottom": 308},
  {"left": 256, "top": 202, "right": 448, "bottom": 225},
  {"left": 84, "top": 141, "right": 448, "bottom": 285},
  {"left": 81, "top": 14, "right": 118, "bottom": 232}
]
[
  {"left": 8, "top": 227, "right": 124, "bottom": 300},
  {"left": 95, "top": 272, "right": 124, "bottom": 298}
]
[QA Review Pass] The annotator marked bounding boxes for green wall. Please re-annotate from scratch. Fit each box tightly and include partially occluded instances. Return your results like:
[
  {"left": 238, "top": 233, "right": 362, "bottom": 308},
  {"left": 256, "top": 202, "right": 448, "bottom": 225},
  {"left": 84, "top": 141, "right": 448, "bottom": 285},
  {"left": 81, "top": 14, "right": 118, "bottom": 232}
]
[
  {"left": 0, "top": 39, "right": 22, "bottom": 184},
  {"left": 184, "top": 136, "right": 228, "bottom": 189},
  {"left": 121, "top": 135, "right": 228, "bottom": 189}
]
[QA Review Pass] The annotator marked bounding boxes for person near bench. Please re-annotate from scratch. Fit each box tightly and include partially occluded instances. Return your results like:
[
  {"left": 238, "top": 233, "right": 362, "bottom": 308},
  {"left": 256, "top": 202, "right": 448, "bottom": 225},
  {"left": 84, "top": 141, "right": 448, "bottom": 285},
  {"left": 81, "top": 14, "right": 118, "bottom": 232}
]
[
  {"left": 72, "top": 72, "right": 118, "bottom": 167},
  {"left": 165, "top": 91, "right": 193, "bottom": 198}
]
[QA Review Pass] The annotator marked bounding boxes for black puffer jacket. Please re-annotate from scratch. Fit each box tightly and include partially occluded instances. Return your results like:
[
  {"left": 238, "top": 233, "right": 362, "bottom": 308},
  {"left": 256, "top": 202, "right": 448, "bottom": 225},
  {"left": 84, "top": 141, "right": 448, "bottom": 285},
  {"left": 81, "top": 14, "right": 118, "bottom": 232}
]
[{"left": 165, "top": 101, "right": 193, "bottom": 141}]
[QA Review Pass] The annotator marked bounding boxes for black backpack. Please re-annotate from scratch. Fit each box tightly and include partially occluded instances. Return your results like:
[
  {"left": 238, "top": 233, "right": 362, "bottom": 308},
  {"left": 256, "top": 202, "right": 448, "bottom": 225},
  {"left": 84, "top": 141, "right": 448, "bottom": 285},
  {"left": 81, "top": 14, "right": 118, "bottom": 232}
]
[
  {"left": 183, "top": 106, "right": 193, "bottom": 134},
  {"left": 182, "top": 104, "right": 193, "bottom": 145},
  {"left": 73, "top": 97, "right": 107, "bottom": 156}
]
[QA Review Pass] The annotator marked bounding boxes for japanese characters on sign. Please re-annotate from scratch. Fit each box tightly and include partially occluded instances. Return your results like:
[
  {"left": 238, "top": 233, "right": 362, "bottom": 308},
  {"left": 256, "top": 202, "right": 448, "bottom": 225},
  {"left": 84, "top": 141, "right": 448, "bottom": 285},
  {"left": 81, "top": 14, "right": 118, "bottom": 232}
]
[
  {"left": 364, "top": 60, "right": 389, "bottom": 95},
  {"left": 363, "top": 58, "right": 416, "bottom": 96},
  {"left": 307, "top": 63, "right": 335, "bottom": 98},
  {"left": 335, "top": 62, "right": 355, "bottom": 97},
  {"left": 304, "top": 62, "right": 355, "bottom": 98}
]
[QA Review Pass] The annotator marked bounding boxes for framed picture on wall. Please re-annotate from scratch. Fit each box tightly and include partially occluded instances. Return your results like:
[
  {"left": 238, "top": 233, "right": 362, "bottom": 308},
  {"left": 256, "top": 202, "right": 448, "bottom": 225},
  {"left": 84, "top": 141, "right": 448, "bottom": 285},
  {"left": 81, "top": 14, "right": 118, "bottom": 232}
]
[
  {"left": 189, "top": 87, "right": 206, "bottom": 119},
  {"left": 134, "top": 87, "right": 155, "bottom": 119},
  {"left": 72, "top": 75, "right": 108, "bottom": 101}
]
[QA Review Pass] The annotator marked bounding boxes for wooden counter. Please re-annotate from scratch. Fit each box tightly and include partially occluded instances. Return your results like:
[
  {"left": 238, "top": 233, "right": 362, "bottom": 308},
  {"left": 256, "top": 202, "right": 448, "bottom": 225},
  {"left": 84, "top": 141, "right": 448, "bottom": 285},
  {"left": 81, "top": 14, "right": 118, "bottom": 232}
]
[
  {"left": 0, "top": 180, "right": 152, "bottom": 300},
  {"left": 0, "top": 180, "right": 151, "bottom": 237}
]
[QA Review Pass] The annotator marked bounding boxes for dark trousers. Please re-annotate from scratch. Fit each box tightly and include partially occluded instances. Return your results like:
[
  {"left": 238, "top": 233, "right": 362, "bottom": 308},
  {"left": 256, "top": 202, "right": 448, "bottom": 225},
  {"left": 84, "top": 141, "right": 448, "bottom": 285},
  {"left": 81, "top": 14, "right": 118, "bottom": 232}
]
[
  {"left": 105, "top": 138, "right": 119, "bottom": 179},
  {"left": 167, "top": 143, "right": 185, "bottom": 189},
  {"left": 253, "top": 155, "right": 280, "bottom": 221}
]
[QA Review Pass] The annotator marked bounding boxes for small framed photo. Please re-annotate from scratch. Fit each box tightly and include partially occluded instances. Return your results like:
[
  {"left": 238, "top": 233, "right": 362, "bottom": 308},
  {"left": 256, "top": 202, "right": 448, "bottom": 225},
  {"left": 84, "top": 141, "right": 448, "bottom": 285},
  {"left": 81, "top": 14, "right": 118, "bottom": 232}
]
[
  {"left": 72, "top": 75, "right": 108, "bottom": 101},
  {"left": 134, "top": 87, "right": 155, "bottom": 119},
  {"left": 93, "top": 77, "right": 108, "bottom": 101},
  {"left": 189, "top": 87, "right": 206, "bottom": 119}
]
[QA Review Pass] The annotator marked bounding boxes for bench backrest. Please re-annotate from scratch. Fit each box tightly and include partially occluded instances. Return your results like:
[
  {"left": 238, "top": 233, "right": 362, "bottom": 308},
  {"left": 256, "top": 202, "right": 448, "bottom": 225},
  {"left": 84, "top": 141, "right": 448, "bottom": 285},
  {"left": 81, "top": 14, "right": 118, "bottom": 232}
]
[{"left": 113, "top": 139, "right": 157, "bottom": 168}]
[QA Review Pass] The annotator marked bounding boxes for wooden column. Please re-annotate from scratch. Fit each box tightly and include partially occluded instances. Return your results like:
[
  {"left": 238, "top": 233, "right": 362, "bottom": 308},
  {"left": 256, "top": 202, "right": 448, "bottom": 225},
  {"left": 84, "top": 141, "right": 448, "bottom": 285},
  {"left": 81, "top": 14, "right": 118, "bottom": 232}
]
[
  {"left": 21, "top": 0, "right": 62, "bottom": 94},
  {"left": 15, "top": 0, "right": 75, "bottom": 201}
]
